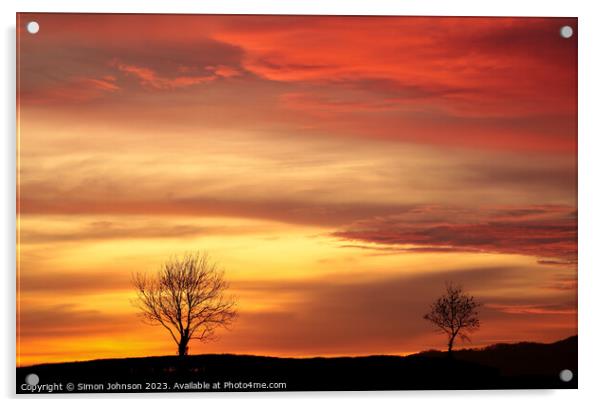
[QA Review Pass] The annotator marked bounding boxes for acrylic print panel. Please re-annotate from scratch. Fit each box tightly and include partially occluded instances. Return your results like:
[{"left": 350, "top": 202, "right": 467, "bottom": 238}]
[{"left": 16, "top": 13, "right": 577, "bottom": 393}]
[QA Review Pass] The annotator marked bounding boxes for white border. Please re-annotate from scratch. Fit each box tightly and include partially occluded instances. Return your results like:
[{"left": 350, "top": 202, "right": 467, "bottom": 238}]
[
  {"left": 2, "top": 1, "right": 601, "bottom": 406},
  {"left": 2, "top": 0, "right": 586, "bottom": 16}
]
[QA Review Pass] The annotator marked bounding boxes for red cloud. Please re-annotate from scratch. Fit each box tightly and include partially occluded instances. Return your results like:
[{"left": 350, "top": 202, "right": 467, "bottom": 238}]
[
  {"left": 333, "top": 205, "right": 577, "bottom": 263},
  {"left": 213, "top": 17, "right": 576, "bottom": 117},
  {"left": 17, "top": 14, "right": 577, "bottom": 153}
]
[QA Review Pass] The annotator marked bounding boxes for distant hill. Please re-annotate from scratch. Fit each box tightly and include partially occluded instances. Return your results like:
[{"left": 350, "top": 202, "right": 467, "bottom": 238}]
[
  {"left": 415, "top": 335, "right": 577, "bottom": 378},
  {"left": 17, "top": 336, "right": 577, "bottom": 393}
]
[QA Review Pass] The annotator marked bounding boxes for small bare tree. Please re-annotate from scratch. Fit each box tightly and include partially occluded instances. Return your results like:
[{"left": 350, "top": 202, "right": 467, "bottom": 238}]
[
  {"left": 424, "top": 282, "right": 480, "bottom": 355},
  {"left": 133, "top": 252, "right": 236, "bottom": 356}
]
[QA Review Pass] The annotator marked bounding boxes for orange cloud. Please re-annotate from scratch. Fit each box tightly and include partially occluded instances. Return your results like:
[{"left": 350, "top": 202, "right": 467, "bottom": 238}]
[
  {"left": 112, "top": 61, "right": 217, "bottom": 89},
  {"left": 19, "top": 75, "right": 119, "bottom": 104},
  {"left": 207, "top": 65, "right": 242, "bottom": 78},
  {"left": 487, "top": 303, "right": 576, "bottom": 315}
]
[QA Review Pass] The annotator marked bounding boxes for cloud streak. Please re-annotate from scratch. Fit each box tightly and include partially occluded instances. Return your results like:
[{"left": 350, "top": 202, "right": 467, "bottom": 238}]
[{"left": 333, "top": 205, "right": 577, "bottom": 263}]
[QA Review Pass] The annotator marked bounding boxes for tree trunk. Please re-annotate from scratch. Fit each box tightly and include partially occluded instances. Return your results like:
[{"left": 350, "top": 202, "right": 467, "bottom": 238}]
[
  {"left": 447, "top": 334, "right": 456, "bottom": 357},
  {"left": 178, "top": 336, "right": 189, "bottom": 357}
]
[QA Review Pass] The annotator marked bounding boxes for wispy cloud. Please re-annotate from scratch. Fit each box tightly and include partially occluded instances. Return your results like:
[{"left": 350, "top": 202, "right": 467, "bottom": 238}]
[{"left": 333, "top": 205, "right": 577, "bottom": 263}]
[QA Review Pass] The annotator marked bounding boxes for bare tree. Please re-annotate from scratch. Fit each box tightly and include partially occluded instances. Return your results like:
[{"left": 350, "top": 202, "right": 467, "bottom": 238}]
[
  {"left": 133, "top": 252, "right": 237, "bottom": 356},
  {"left": 424, "top": 282, "right": 480, "bottom": 355}
]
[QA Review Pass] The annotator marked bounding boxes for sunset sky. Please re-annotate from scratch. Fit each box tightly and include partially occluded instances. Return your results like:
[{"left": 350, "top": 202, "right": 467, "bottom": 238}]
[{"left": 17, "top": 14, "right": 577, "bottom": 366}]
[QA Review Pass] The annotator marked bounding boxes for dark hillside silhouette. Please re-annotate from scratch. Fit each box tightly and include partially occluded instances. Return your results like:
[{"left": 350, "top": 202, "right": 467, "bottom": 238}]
[
  {"left": 416, "top": 335, "right": 577, "bottom": 378},
  {"left": 17, "top": 336, "right": 576, "bottom": 393}
]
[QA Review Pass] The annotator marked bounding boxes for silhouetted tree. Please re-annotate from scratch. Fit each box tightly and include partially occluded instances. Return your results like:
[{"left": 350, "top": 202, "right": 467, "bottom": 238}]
[
  {"left": 133, "top": 252, "right": 236, "bottom": 356},
  {"left": 424, "top": 282, "right": 480, "bottom": 355}
]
